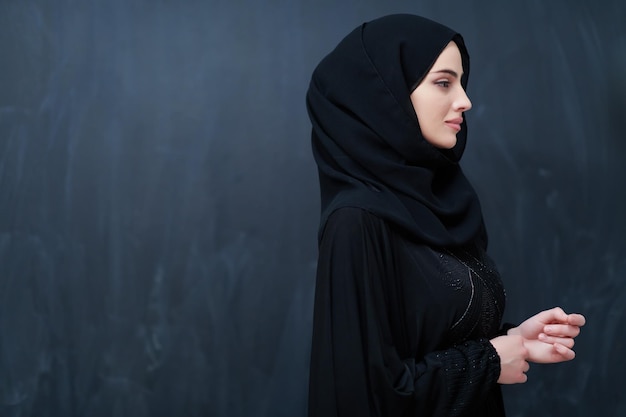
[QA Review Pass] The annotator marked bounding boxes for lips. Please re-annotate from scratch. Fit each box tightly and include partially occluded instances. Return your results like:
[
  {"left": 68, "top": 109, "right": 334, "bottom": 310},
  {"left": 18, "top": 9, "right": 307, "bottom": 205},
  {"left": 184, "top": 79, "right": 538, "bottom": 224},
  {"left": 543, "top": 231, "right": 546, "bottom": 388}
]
[{"left": 445, "top": 117, "right": 463, "bottom": 131}]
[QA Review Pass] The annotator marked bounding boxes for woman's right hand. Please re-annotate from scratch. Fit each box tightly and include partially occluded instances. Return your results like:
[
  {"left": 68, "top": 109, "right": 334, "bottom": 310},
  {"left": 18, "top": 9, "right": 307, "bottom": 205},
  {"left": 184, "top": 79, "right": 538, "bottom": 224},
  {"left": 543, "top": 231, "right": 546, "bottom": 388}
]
[
  {"left": 489, "top": 335, "right": 530, "bottom": 384},
  {"left": 507, "top": 307, "right": 585, "bottom": 364}
]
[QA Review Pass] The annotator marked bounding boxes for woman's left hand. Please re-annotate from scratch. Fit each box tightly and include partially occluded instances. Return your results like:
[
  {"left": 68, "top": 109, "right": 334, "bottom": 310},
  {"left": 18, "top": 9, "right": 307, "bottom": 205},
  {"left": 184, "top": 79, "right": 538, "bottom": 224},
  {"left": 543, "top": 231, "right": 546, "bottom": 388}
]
[{"left": 507, "top": 307, "right": 586, "bottom": 364}]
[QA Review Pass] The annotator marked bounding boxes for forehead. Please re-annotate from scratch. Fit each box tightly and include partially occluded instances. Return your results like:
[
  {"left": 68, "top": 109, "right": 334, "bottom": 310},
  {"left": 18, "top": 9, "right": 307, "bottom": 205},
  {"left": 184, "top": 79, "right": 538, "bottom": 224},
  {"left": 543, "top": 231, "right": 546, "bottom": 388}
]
[{"left": 429, "top": 42, "right": 463, "bottom": 70}]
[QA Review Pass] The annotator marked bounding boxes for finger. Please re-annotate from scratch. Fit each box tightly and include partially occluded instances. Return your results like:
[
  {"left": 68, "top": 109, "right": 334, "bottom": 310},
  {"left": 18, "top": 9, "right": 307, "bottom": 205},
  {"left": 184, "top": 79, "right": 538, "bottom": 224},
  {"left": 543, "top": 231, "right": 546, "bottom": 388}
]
[
  {"left": 543, "top": 324, "right": 581, "bottom": 338},
  {"left": 538, "top": 333, "right": 575, "bottom": 348},
  {"left": 567, "top": 313, "right": 586, "bottom": 327},
  {"left": 553, "top": 343, "right": 576, "bottom": 361},
  {"left": 535, "top": 307, "right": 568, "bottom": 323},
  {"left": 550, "top": 306, "right": 568, "bottom": 321},
  {"left": 519, "top": 372, "right": 528, "bottom": 383},
  {"left": 522, "top": 361, "right": 530, "bottom": 373}
]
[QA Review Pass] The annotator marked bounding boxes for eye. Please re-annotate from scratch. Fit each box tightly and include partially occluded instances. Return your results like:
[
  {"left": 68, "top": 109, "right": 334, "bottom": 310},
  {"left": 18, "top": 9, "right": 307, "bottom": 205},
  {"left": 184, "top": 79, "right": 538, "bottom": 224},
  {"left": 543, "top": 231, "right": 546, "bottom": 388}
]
[{"left": 435, "top": 80, "right": 450, "bottom": 88}]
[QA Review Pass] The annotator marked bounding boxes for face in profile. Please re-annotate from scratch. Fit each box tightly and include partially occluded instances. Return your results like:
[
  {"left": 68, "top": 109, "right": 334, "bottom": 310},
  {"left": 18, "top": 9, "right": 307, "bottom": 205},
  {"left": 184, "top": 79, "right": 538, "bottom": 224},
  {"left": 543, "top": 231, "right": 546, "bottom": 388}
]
[{"left": 410, "top": 41, "right": 472, "bottom": 149}]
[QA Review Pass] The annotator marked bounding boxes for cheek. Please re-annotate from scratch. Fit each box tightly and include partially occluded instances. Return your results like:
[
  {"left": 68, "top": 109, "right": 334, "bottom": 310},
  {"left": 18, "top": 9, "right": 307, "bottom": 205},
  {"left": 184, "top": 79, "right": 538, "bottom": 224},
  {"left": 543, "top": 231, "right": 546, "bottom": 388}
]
[
  {"left": 432, "top": 98, "right": 450, "bottom": 117},
  {"left": 411, "top": 92, "right": 449, "bottom": 134},
  {"left": 418, "top": 103, "right": 443, "bottom": 129}
]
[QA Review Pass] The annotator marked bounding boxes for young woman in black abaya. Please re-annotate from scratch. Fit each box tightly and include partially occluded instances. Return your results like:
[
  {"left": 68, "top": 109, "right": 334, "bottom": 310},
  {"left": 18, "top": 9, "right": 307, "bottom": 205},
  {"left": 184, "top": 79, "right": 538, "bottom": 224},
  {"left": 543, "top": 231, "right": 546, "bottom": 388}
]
[{"left": 306, "top": 14, "right": 586, "bottom": 417}]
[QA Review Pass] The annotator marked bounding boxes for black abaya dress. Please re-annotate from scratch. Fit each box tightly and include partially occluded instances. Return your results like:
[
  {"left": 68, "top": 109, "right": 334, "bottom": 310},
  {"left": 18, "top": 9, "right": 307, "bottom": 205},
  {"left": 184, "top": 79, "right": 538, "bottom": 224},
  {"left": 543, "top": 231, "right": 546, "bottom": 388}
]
[{"left": 308, "top": 207, "right": 508, "bottom": 417}]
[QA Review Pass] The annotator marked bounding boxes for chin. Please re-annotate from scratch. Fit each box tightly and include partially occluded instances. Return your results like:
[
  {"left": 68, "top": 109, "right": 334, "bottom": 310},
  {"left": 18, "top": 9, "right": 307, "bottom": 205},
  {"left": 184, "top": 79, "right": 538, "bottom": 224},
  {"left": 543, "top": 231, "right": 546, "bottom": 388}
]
[
  {"left": 438, "top": 138, "right": 458, "bottom": 149},
  {"left": 423, "top": 133, "right": 457, "bottom": 149}
]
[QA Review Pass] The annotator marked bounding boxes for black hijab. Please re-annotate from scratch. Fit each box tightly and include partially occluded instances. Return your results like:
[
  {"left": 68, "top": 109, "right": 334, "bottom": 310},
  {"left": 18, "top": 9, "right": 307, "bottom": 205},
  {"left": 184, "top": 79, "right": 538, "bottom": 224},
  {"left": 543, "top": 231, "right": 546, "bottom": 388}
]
[{"left": 306, "top": 14, "right": 487, "bottom": 247}]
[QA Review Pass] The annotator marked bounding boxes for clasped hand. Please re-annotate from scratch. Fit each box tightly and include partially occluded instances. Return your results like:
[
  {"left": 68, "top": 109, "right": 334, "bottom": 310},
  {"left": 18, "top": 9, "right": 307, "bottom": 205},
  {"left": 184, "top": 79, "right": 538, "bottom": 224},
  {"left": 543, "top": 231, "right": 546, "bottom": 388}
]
[{"left": 491, "top": 307, "right": 586, "bottom": 384}]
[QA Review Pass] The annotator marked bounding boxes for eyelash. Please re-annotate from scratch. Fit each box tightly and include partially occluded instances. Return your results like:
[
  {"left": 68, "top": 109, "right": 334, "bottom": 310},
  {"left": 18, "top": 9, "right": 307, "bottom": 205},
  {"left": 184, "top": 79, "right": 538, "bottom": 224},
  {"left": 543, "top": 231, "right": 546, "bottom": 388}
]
[{"left": 435, "top": 80, "right": 451, "bottom": 88}]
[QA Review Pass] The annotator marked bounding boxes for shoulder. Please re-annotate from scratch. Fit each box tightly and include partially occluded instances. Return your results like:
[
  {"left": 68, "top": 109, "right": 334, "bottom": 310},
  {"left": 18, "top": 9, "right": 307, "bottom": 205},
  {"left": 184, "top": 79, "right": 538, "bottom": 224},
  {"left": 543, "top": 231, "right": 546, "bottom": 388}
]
[
  {"left": 326, "top": 206, "right": 381, "bottom": 223},
  {"left": 319, "top": 207, "right": 417, "bottom": 264},
  {"left": 322, "top": 207, "right": 387, "bottom": 239},
  {"left": 317, "top": 207, "right": 397, "bottom": 278}
]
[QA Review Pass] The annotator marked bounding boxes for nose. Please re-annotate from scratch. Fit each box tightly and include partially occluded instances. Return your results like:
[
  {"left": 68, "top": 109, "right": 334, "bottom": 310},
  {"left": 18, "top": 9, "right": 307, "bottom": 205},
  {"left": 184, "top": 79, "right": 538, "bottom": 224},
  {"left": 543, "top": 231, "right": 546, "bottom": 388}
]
[{"left": 454, "top": 88, "right": 472, "bottom": 112}]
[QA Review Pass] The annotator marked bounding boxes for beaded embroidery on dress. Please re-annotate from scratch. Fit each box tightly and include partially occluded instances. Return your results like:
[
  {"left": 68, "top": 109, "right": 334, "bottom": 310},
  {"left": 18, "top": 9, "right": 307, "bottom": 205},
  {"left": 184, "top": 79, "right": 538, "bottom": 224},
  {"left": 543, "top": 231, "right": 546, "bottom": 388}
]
[{"left": 440, "top": 244, "right": 506, "bottom": 342}]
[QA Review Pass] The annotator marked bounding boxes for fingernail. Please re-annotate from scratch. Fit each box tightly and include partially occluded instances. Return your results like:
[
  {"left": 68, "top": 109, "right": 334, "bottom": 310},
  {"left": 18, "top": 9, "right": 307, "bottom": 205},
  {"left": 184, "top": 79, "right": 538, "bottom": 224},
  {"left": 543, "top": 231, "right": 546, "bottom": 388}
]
[{"left": 545, "top": 326, "right": 553, "bottom": 333}]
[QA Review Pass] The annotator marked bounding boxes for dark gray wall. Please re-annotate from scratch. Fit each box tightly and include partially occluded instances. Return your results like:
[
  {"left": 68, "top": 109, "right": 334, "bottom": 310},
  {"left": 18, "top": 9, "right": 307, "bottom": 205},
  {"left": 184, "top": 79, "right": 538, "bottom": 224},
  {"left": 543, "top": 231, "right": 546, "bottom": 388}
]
[{"left": 1, "top": 1, "right": 624, "bottom": 416}]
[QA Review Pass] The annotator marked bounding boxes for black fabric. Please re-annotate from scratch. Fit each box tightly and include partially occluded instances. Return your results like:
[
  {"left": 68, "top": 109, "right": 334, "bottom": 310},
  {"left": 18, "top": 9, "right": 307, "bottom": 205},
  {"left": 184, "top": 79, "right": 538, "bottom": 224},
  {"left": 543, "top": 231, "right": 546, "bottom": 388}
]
[
  {"left": 306, "top": 14, "right": 485, "bottom": 247},
  {"left": 307, "top": 13, "right": 509, "bottom": 417},
  {"left": 308, "top": 207, "right": 507, "bottom": 417}
]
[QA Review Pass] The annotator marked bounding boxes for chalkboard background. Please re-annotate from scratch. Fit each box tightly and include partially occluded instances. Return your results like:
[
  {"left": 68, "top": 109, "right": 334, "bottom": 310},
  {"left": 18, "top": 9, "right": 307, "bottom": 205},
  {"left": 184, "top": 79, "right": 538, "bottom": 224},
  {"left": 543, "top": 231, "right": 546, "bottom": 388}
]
[{"left": 1, "top": 1, "right": 624, "bottom": 416}]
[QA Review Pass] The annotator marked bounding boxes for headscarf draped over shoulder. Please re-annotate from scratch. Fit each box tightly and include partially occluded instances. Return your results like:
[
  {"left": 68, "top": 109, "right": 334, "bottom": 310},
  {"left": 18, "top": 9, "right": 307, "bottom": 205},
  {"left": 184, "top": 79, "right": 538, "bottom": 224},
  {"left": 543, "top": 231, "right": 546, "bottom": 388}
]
[{"left": 306, "top": 14, "right": 487, "bottom": 247}]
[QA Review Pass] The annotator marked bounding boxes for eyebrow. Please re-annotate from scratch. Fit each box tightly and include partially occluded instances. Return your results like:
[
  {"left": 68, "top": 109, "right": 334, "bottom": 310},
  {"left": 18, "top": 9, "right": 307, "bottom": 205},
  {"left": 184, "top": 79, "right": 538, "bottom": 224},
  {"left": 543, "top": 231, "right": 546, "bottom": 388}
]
[{"left": 430, "top": 69, "right": 460, "bottom": 78}]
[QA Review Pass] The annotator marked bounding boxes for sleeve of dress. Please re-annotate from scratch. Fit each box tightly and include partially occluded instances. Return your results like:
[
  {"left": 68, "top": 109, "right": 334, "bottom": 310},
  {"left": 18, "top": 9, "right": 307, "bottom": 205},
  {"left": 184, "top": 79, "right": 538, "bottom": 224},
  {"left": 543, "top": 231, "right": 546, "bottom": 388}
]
[
  {"left": 497, "top": 322, "right": 518, "bottom": 336},
  {"left": 308, "top": 208, "right": 502, "bottom": 417}
]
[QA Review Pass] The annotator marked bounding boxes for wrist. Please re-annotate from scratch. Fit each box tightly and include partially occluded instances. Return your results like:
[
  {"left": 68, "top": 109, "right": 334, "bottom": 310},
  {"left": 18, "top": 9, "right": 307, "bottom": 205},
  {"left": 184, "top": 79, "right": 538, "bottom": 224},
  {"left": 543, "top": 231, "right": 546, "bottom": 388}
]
[{"left": 506, "top": 326, "right": 521, "bottom": 336}]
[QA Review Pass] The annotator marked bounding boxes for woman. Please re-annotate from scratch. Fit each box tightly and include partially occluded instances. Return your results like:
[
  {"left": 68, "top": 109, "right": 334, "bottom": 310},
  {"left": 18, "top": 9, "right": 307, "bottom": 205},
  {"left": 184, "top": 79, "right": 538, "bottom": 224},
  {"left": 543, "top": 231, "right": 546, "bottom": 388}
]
[{"left": 306, "top": 14, "right": 585, "bottom": 417}]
